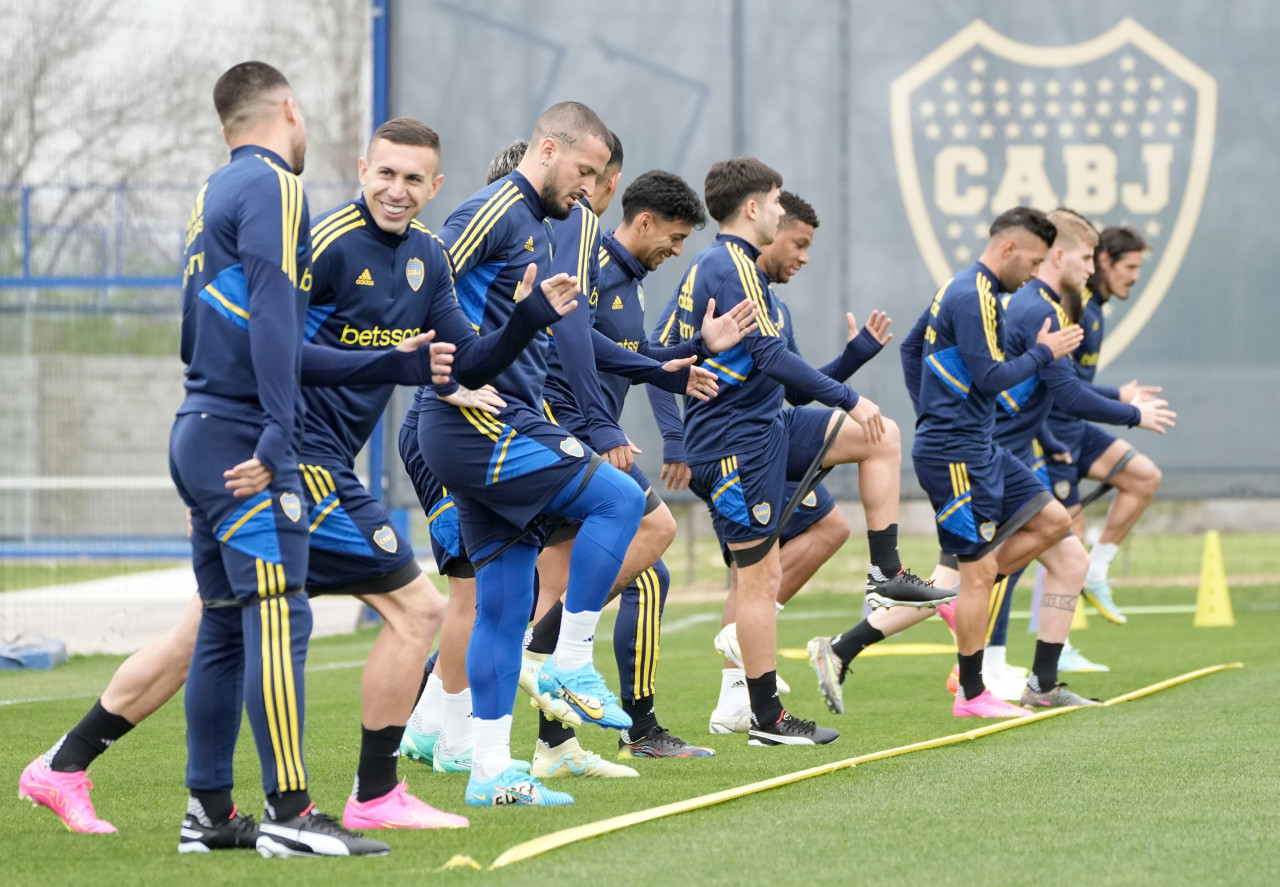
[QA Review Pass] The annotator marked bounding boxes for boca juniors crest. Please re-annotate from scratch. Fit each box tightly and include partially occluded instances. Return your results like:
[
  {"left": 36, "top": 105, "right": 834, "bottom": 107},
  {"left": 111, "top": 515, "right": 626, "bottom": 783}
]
[
  {"left": 406, "top": 257, "right": 425, "bottom": 292},
  {"left": 890, "top": 18, "right": 1216, "bottom": 368}
]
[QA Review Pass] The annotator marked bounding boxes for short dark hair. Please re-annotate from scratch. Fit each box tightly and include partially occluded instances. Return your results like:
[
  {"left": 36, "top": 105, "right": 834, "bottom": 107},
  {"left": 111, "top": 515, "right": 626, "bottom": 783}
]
[
  {"left": 778, "top": 191, "right": 819, "bottom": 229},
  {"left": 532, "top": 101, "right": 610, "bottom": 149},
  {"left": 486, "top": 139, "right": 528, "bottom": 185},
  {"left": 605, "top": 130, "right": 624, "bottom": 171},
  {"left": 989, "top": 206, "right": 1056, "bottom": 247},
  {"left": 1098, "top": 225, "right": 1149, "bottom": 261},
  {"left": 213, "top": 61, "right": 290, "bottom": 130},
  {"left": 620, "top": 170, "right": 706, "bottom": 228},
  {"left": 703, "top": 157, "right": 783, "bottom": 224},
  {"left": 370, "top": 117, "right": 440, "bottom": 154}
]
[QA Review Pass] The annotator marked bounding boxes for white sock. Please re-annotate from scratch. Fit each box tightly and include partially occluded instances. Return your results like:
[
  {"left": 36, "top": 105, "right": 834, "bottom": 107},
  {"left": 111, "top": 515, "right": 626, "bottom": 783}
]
[
  {"left": 553, "top": 608, "right": 601, "bottom": 672},
  {"left": 983, "top": 644, "right": 1007, "bottom": 674},
  {"left": 471, "top": 715, "right": 513, "bottom": 781},
  {"left": 718, "top": 667, "right": 748, "bottom": 709},
  {"left": 441, "top": 688, "right": 473, "bottom": 752},
  {"left": 775, "top": 601, "right": 785, "bottom": 613},
  {"left": 407, "top": 672, "right": 444, "bottom": 735},
  {"left": 1087, "top": 542, "right": 1119, "bottom": 585}
]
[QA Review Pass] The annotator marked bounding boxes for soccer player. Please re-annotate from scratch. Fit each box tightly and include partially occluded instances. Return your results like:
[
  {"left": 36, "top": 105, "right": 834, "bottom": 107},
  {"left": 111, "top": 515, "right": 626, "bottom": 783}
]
[
  {"left": 300, "top": 116, "right": 580, "bottom": 826},
  {"left": 648, "top": 191, "right": 900, "bottom": 729},
  {"left": 1045, "top": 226, "right": 1166, "bottom": 636},
  {"left": 529, "top": 168, "right": 735, "bottom": 769},
  {"left": 660, "top": 159, "right": 945, "bottom": 746},
  {"left": 163, "top": 61, "right": 388, "bottom": 856},
  {"left": 903, "top": 206, "right": 1090, "bottom": 717},
  {"left": 413, "top": 102, "right": 718, "bottom": 806}
]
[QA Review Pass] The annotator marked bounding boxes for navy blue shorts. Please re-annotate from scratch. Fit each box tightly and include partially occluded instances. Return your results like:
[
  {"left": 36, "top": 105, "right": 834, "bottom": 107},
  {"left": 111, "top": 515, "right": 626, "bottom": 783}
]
[
  {"left": 169, "top": 412, "right": 309, "bottom": 604},
  {"left": 543, "top": 394, "right": 653, "bottom": 495},
  {"left": 295, "top": 459, "right": 419, "bottom": 595},
  {"left": 1078, "top": 423, "right": 1118, "bottom": 476},
  {"left": 913, "top": 444, "right": 1049, "bottom": 559},
  {"left": 398, "top": 414, "right": 472, "bottom": 578},
  {"left": 1007, "top": 439, "right": 1052, "bottom": 490},
  {"left": 1046, "top": 423, "right": 1120, "bottom": 506},
  {"left": 417, "top": 398, "right": 592, "bottom": 554},
  {"left": 716, "top": 480, "right": 836, "bottom": 566},
  {"left": 689, "top": 406, "right": 834, "bottom": 546}
]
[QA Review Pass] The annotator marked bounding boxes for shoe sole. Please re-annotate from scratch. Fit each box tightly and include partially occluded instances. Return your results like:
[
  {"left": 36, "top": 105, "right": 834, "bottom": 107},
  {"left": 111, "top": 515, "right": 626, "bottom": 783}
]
[
  {"left": 865, "top": 591, "right": 957, "bottom": 610},
  {"left": 805, "top": 639, "right": 845, "bottom": 715},
  {"left": 1081, "top": 591, "right": 1127, "bottom": 624},
  {"left": 747, "top": 730, "right": 838, "bottom": 746}
]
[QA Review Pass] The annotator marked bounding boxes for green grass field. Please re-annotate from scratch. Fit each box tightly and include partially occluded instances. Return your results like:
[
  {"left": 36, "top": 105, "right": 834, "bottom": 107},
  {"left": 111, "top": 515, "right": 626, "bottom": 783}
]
[{"left": 2, "top": 536, "right": 1278, "bottom": 885}]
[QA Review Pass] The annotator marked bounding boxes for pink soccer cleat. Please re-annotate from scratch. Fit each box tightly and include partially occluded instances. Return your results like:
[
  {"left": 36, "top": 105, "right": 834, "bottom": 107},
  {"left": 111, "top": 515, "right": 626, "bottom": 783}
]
[
  {"left": 342, "top": 779, "right": 469, "bottom": 830},
  {"left": 953, "top": 689, "right": 1032, "bottom": 719},
  {"left": 18, "top": 756, "right": 117, "bottom": 834},
  {"left": 935, "top": 601, "right": 957, "bottom": 635},
  {"left": 946, "top": 664, "right": 960, "bottom": 695}
]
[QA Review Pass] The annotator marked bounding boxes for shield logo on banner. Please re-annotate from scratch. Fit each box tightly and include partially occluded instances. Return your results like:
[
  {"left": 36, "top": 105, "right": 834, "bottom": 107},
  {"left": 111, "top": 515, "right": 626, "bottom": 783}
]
[
  {"left": 406, "top": 258, "right": 425, "bottom": 292},
  {"left": 890, "top": 18, "right": 1216, "bottom": 368}
]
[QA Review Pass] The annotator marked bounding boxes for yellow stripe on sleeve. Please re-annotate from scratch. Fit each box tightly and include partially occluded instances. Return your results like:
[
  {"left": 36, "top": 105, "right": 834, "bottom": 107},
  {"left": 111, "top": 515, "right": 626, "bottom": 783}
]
[
  {"left": 727, "top": 245, "right": 778, "bottom": 337},
  {"left": 312, "top": 218, "right": 366, "bottom": 262},
  {"left": 310, "top": 205, "right": 360, "bottom": 241},
  {"left": 449, "top": 183, "right": 522, "bottom": 271},
  {"left": 977, "top": 274, "right": 1003, "bottom": 360}
]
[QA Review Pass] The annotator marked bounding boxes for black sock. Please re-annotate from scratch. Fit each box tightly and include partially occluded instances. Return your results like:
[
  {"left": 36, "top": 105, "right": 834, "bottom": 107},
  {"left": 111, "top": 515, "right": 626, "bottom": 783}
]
[
  {"left": 538, "top": 713, "right": 576, "bottom": 748},
  {"left": 746, "top": 672, "right": 784, "bottom": 726},
  {"left": 868, "top": 525, "right": 902, "bottom": 577},
  {"left": 958, "top": 651, "right": 985, "bottom": 701},
  {"left": 526, "top": 600, "right": 563, "bottom": 655},
  {"left": 189, "top": 788, "right": 235, "bottom": 823},
  {"left": 49, "top": 699, "right": 134, "bottom": 772},
  {"left": 622, "top": 695, "right": 659, "bottom": 739},
  {"left": 1032, "top": 641, "right": 1064, "bottom": 692},
  {"left": 265, "top": 789, "right": 310, "bottom": 822},
  {"left": 354, "top": 724, "right": 403, "bottom": 802},
  {"left": 831, "top": 621, "right": 885, "bottom": 666},
  {"left": 411, "top": 657, "right": 435, "bottom": 710}
]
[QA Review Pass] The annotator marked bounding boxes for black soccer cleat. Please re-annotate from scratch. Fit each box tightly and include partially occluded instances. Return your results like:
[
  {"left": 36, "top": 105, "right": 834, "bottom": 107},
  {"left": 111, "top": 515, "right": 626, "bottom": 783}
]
[
  {"left": 747, "top": 711, "right": 840, "bottom": 747},
  {"left": 256, "top": 807, "right": 390, "bottom": 858},
  {"left": 865, "top": 569, "right": 957, "bottom": 609},
  {"left": 178, "top": 807, "right": 260, "bottom": 854},
  {"left": 618, "top": 726, "right": 715, "bottom": 758}
]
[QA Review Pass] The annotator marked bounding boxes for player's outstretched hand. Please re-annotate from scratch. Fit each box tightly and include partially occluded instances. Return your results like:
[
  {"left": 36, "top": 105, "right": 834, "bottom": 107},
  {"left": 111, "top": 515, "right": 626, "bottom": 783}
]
[
  {"left": 1119, "top": 379, "right": 1163, "bottom": 404},
  {"left": 848, "top": 395, "right": 885, "bottom": 445},
  {"left": 602, "top": 443, "right": 635, "bottom": 472},
  {"left": 1036, "top": 318, "right": 1085, "bottom": 359},
  {"left": 224, "top": 457, "right": 273, "bottom": 498},
  {"left": 515, "top": 263, "right": 579, "bottom": 317},
  {"left": 700, "top": 297, "right": 759, "bottom": 353},
  {"left": 441, "top": 384, "right": 506, "bottom": 416},
  {"left": 851, "top": 310, "right": 893, "bottom": 345},
  {"left": 665, "top": 357, "right": 719, "bottom": 401},
  {"left": 395, "top": 330, "right": 455, "bottom": 384},
  {"left": 1136, "top": 399, "right": 1177, "bottom": 434},
  {"left": 660, "top": 461, "right": 691, "bottom": 491}
]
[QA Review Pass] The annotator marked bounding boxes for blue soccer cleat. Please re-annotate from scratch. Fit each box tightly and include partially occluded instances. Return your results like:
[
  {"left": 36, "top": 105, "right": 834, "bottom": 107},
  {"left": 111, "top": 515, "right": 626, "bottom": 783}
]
[
  {"left": 537, "top": 660, "right": 631, "bottom": 730},
  {"left": 464, "top": 767, "right": 574, "bottom": 807}
]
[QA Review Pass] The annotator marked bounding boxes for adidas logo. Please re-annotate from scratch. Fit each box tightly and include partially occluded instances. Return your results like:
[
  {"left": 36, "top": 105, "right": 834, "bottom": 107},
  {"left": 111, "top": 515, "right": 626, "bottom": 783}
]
[
  {"left": 524, "top": 236, "right": 534, "bottom": 251},
  {"left": 355, "top": 268, "right": 374, "bottom": 286},
  {"left": 611, "top": 294, "right": 624, "bottom": 310}
]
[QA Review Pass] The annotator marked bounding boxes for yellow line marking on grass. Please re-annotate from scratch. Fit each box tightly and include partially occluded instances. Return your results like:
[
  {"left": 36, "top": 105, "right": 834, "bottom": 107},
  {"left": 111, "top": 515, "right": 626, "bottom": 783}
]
[{"left": 488, "top": 662, "right": 1244, "bottom": 869}]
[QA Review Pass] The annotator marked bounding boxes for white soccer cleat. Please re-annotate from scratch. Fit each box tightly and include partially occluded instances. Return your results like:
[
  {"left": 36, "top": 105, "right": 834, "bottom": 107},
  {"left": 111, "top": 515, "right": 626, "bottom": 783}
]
[{"left": 713, "top": 624, "right": 789, "bottom": 693}]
